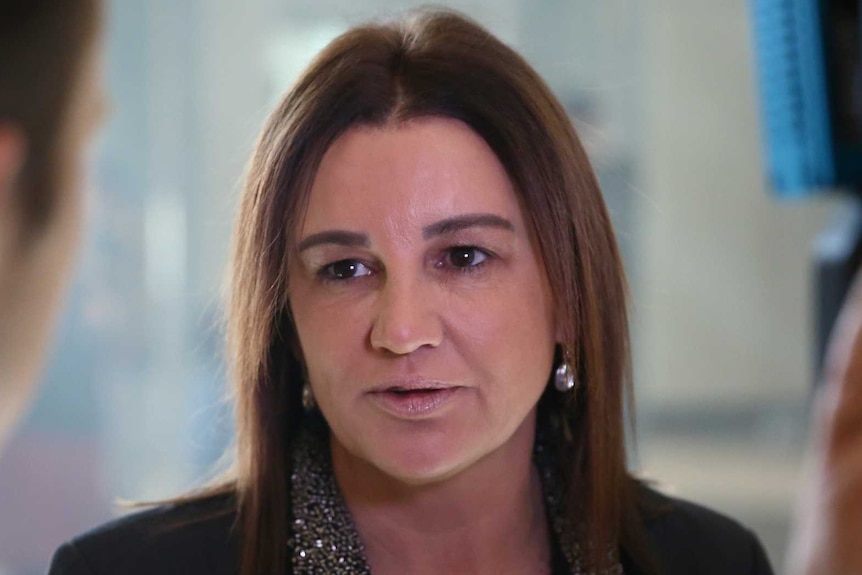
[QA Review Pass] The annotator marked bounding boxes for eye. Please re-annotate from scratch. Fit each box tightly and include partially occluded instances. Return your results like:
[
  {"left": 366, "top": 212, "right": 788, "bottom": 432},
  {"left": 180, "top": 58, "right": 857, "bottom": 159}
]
[
  {"left": 444, "top": 246, "right": 489, "bottom": 269},
  {"left": 320, "top": 259, "right": 373, "bottom": 281}
]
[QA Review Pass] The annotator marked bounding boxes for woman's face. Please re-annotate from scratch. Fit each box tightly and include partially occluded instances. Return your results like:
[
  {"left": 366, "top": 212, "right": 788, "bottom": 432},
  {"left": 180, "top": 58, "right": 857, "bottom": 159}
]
[{"left": 288, "top": 117, "right": 558, "bottom": 485}]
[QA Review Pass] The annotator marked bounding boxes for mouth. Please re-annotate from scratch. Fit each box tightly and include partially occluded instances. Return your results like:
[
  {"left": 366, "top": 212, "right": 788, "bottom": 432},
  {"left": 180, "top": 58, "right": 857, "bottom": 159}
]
[
  {"left": 369, "top": 378, "right": 456, "bottom": 394},
  {"left": 368, "top": 380, "right": 462, "bottom": 418},
  {"left": 387, "top": 388, "right": 447, "bottom": 396}
]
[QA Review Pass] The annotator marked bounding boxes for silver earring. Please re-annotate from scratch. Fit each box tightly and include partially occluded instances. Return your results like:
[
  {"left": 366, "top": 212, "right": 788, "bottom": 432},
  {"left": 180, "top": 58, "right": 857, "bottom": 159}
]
[
  {"left": 554, "top": 360, "right": 576, "bottom": 392},
  {"left": 301, "top": 382, "right": 316, "bottom": 411}
]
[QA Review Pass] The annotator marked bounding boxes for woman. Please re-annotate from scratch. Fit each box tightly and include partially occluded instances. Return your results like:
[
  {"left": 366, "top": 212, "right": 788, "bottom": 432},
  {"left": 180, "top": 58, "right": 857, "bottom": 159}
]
[{"left": 49, "top": 9, "right": 773, "bottom": 575}]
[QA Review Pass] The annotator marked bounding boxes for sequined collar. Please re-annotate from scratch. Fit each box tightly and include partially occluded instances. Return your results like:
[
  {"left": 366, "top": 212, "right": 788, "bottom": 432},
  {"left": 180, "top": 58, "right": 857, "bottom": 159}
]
[{"left": 288, "top": 420, "right": 623, "bottom": 575}]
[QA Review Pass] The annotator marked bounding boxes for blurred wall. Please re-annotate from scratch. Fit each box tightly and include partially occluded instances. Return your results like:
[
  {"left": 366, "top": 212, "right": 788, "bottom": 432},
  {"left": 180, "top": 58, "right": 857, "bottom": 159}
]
[
  {"left": 634, "top": 0, "right": 842, "bottom": 568},
  {"left": 636, "top": 0, "right": 837, "bottom": 412}
]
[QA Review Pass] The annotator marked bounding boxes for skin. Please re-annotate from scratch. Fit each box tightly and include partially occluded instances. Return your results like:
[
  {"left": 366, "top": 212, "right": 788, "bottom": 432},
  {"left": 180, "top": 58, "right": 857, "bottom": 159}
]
[
  {"left": 288, "top": 117, "right": 560, "bottom": 575},
  {"left": 788, "top": 272, "right": 862, "bottom": 575},
  {"left": 0, "top": 35, "right": 107, "bottom": 450}
]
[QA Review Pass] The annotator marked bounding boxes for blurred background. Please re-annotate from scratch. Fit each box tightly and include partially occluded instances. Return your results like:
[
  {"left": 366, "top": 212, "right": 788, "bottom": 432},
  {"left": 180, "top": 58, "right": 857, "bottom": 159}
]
[{"left": 0, "top": 0, "right": 843, "bottom": 573}]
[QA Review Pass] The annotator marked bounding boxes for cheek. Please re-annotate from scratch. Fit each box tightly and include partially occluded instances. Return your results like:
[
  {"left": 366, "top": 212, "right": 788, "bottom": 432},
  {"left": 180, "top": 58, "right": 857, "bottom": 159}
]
[
  {"left": 469, "top": 257, "right": 554, "bottom": 341},
  {"left": 447, "top": 271, "right": 556, "bottom": 386},
  {"left": 290, "top": 285, "right": 370, "bottom": 383}
]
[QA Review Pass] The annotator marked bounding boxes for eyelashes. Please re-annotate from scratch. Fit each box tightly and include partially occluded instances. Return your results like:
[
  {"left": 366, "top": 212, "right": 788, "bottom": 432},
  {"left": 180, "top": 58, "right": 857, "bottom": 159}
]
[
  {"left": 439, "top": 246, "right": 489, "bottom": 270},
  {"left": 319, "top": 260, "right": 374, "bottom": 281},
  {"left": 316, "top": 246, "right": 493, "bottom": 283}
]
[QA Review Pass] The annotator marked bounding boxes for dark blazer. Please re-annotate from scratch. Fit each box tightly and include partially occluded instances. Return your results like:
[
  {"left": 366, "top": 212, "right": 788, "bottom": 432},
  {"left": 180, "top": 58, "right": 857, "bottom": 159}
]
[{"left": 47, "top": 487, "right": 774, "bottom": 575}]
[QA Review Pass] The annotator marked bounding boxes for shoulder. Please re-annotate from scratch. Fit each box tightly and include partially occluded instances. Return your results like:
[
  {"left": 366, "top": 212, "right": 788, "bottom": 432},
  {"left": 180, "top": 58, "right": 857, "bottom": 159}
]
[
  {"left": 631, "top": 483, "right": 774, "bottom": 575},
  {"left": 47, "top": 493, "right": 240, "bottom": 575}
]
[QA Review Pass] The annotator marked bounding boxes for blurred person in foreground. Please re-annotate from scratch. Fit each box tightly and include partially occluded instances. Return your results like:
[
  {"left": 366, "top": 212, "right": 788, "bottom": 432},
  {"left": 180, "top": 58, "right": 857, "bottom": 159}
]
[
  {"left": 0, "top": 0, "right": 106, "bottom": 450},
  {"left": 48, "top": 10, "right": 773, "bottom": 575},
  {"left": 788, "top": 270, "right": 862, "bottom": 575}
]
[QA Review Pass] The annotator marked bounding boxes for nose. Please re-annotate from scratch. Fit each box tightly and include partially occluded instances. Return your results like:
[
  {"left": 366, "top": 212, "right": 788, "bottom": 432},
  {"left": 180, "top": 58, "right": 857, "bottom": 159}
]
[{"left": 369, "top": 274, "right": 443, "bottom": 355}]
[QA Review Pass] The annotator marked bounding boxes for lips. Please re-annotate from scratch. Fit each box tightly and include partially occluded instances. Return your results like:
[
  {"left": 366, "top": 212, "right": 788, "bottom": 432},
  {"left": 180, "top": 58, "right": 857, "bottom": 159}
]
[
  {"left": 368, "top": 379, "right": 462, "bottom": 418},
  {"left": 369, "top": 378, "right": 455, "bottom": 394}
]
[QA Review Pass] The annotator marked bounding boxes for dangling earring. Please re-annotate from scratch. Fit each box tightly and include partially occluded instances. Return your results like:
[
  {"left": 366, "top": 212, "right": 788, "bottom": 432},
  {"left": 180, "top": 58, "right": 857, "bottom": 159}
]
[
  {"left": 301, "top": 382, "right": 316, "bottom": 411},
  {"left": 554, "top": 357, "right": 577, "bottom": 393}
]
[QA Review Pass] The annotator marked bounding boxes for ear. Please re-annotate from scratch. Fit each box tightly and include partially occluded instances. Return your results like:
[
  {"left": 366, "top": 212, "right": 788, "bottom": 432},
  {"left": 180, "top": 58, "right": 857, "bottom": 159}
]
[{"left": 0, "top": 124, "right": 27, "bottom": 214}]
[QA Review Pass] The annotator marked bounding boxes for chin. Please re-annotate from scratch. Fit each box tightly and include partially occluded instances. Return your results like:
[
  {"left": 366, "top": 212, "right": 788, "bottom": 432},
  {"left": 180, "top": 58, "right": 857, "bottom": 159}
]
[
  {"left": 375, "top": 456, "right": 471, "bottom": 487},
  {"left": 364, "top": 428, "right": 483, "bottom": 486}
]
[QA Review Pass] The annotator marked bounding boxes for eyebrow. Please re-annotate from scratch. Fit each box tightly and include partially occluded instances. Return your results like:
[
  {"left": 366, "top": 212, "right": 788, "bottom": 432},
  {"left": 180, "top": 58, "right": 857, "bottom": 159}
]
[
  {"left": 297, "top": 230, "right": 370, "bottom": 253},
  {"left": 297, "top": 213, "right": 515, "bottom": 253},
  {"left": 421, "top": 213, "right": 515, "bottom": 239}
]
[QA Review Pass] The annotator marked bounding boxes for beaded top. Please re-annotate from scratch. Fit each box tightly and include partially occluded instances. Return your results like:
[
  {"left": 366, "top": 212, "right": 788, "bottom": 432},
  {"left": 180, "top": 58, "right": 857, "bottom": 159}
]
[
  {"left": 289, "top": 421, "right": 371, "bottom": 575},
  {"left": 288, "top": 419, "right": 624, "bottom": 575}
]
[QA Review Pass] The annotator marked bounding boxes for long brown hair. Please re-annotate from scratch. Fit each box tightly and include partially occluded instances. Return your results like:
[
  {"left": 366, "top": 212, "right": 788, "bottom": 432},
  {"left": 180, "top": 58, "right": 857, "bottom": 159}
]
[
  {"left": 0, "top": 0, "right": 102, "bottom": 238},
  {"left": 225, "top": 8, "right": 653, "bottom": 574}
]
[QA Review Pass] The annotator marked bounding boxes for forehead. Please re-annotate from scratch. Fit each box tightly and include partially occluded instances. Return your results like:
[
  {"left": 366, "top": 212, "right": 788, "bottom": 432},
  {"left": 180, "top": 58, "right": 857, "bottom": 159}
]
[{"left": 301, "top": 117, "right": 523, "bottom": 235}]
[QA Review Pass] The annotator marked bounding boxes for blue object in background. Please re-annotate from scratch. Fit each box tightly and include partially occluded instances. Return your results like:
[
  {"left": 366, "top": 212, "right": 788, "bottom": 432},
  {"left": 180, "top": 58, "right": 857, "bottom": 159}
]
[
  {"left": 752, "top": 0, "right": 862, "bottom": 383},
  {"left": 750, "top": 0, "right": 862, "bottom": 198}
]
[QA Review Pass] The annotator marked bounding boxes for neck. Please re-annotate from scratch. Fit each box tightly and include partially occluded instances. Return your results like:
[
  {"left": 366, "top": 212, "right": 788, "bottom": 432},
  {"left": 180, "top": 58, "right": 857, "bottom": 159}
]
[{"left": 331, "top": 412, "right": 551, "bottom": 575}]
